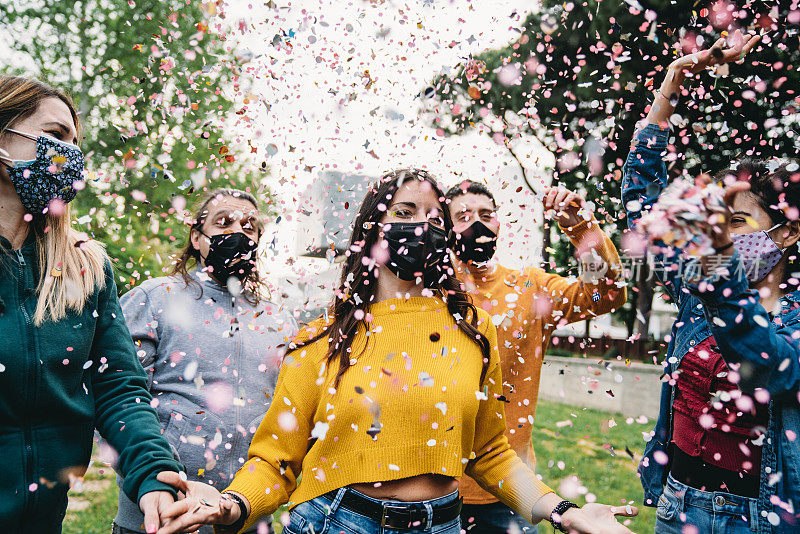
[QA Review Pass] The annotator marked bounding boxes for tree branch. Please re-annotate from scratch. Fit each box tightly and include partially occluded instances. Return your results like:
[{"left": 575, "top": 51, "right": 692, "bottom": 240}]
[{"left": 501, "top": 129, "right": 552, "bottom": 265}]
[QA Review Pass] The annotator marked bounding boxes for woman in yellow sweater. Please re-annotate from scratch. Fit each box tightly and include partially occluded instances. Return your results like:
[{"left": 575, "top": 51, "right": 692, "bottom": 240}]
[{"left": 154, "top": 169, "right": 637, "bottom": 534}]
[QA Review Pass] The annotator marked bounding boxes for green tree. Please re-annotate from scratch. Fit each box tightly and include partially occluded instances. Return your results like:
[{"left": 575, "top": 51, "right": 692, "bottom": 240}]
[
  {"left": 423, "top": 1, "right": 799, "bottom": 339},
  {"left": 0, "top": 0, "right": 273, "bottom": 293}
]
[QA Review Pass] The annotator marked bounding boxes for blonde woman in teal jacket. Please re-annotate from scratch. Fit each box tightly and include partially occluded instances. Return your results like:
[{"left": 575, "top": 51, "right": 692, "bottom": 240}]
[{"left": 0, "top": 76, "right": 183, "bottom": 533}]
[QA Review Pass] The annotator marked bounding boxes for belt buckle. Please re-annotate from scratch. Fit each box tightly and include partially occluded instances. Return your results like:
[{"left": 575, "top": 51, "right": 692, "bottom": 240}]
[{"left": 381, "top": 503, "right": 411, "bottom": 530}]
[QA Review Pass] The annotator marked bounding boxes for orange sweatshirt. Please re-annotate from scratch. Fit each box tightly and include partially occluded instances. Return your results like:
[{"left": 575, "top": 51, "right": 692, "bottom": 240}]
[
  {"left": 457, "top": 216, "right": 626, "bottom": 504},
  {"left": 224, "top": 297, "right": 554, "bottom": 531}
]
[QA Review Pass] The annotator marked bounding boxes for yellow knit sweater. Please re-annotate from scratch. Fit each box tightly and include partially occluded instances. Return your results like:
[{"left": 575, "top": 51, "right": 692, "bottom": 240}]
[{"left": 225, "top": 296, "right": 553, "bottom": 531}]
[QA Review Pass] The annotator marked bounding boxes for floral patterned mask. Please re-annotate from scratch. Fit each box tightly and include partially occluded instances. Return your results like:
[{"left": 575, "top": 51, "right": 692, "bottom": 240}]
[{"left": 0, "top": 128, "right": 84, "bottom": 215}]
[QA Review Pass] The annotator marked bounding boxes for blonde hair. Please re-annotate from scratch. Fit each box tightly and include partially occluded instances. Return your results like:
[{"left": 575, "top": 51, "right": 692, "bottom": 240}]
[
  {"left": 0, "top": 76, "right": 109, "bottom": 325},
  {"left": 32, "top": 210, "right": 108, "bottom": 325}
]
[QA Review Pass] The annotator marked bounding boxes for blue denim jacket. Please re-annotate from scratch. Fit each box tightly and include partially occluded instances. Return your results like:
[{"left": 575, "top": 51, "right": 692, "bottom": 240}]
[{"left": 622, "top": 123, "right": 800, "bottom": 533}]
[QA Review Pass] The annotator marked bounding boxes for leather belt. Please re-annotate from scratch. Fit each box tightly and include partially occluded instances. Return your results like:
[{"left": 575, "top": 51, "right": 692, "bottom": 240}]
[{"left": 323, "top": 489, "right": 462, "bottom": 530}]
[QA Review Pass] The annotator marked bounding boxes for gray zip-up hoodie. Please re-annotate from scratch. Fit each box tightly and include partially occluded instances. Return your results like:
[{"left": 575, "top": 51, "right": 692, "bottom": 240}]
[{"left": 113, "top": 269, "right": 298, "bottom": 532}]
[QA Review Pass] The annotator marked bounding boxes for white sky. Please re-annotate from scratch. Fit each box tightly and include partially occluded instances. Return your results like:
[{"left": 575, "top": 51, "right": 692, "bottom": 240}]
[{"left": 221, "top": 0, "right": 556, "bottom": 283}]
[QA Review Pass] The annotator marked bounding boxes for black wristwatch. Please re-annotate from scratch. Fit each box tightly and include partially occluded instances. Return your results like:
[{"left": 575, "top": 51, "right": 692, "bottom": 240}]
[
  {"left": 221, "top": 492, "right": 248, "bottom": 533},
  {"left": 550, "top": 500, "right": 580, "bottom": 533}
]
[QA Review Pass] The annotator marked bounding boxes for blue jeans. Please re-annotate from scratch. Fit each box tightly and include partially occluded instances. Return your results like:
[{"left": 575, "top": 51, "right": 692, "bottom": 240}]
[
  {"left": 655, "top": 474, "right": 760, "bottom": 534},
  {"left": 111, "top": 521, "right": 268, "bottom": 534},
  {"left": 283, "top": 488, "right": 462, "bottom": 534},
  {"left": 460, "top": 501, "right": 536, "bottom": 533}
]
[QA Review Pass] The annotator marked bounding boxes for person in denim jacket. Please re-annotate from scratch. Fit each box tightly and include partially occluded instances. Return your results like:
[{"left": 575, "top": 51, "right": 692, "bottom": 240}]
[
  {"left": 622, "top": 31, "right": 800, "bottom": 533},
  {"left": 112, "top": 189, "right": 298, "bottom": 534}
]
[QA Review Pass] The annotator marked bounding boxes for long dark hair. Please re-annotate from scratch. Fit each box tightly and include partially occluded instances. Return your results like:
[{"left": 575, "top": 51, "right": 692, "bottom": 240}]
[
  {"left": 293, "top": 168, "right": 491, "bottom": 386},
  {"left": 172, "top": 188, "right": 266, "bottom": 304},
  {"left": 715, "top": 159, "right": 800, "bottom": 286}
]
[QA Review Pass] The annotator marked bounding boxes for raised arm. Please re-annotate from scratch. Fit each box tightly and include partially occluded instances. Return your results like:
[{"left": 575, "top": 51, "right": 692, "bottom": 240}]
[
  {"left": 623, "top": 31, "right": 760, "bottom": 303},
  {"left": 622, "top": 30, "right": 761, "bottom": 305},
  {"left": 536, "top": 187, "right": 627, "bottom": 324},
  {"left": 621, "top": 121, "right": 687, "bottom": 303}
]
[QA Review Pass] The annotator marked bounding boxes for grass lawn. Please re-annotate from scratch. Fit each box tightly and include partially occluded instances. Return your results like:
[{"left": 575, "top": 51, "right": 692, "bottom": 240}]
[
  {"left": 530, "top": 401, "right": 655, "bottom": 533},
  {"left": 63, "top": 400, "right": 655, "bottom": 533},
  {"left": 62, "top": 462, "right": 120, "bottom": 534}
]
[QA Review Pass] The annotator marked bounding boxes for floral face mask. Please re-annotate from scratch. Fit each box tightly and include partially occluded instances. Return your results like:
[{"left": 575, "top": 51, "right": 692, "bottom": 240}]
[{"left": 0, "top": 128, "right": 84, "bottom": 215}]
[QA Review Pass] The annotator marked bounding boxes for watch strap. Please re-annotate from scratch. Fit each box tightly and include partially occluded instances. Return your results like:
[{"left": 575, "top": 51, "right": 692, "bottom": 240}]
[
  {"left": 220, "top": 492, "right": 248, "bottom": 533},
  {"left": 549, "top": 500, "right": 580, "bottom": 533}
]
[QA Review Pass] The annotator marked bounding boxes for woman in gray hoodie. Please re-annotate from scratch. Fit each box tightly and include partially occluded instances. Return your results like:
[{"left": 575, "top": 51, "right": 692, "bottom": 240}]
[{"left": 112, "top": 188, "right": 298, "bottom": 534}]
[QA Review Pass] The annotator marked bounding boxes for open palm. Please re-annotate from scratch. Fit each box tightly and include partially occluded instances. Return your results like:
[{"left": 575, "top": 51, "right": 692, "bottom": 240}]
[{"left": 563, "top": 503, "right": 639, "bottom": 534}]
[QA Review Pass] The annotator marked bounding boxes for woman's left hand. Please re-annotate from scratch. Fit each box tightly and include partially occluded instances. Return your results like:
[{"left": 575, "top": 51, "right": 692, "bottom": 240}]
[{"left": 560, "top": 503, "right": 639, "bottom": 534}]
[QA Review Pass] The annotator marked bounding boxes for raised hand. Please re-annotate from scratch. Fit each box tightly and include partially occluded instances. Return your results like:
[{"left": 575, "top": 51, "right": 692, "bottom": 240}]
[
  {"left": 648, "top": 29, "right": 761, "bottom": 125},
  {"left": 543, "top": 185, "right": 587, "bottom": 228},
  {"left": 560, "top": 502, "right": 639, "bottom": 534},
  {"left": 153, "top": 472, "right": 242, "bottom": 534},
  {"left": 667, "top": 29, "right": 761, "bottom": 76}
]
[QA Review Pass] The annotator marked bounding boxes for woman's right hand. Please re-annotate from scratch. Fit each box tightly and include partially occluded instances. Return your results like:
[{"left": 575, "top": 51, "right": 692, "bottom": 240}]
[
  {"left": 534, "top": 493, "right": 637, "bottom": 534},
  {"left": 154, "top": 472, "right": 240, "bottom": 534},
  {"left": 560, "top": 503, "right": 639, "bottom": 534},
  {"left": 648, "top": 29, "right": 761, "bottom": 125},
  {"left": 666, "top": 29, "right": 761, "bottom": 78}
]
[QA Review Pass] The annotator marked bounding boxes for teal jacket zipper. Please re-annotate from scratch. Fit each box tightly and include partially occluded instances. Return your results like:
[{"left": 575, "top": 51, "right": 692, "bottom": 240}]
[{"left": 15, "top": 249, "right": 37, "bottom": 519}]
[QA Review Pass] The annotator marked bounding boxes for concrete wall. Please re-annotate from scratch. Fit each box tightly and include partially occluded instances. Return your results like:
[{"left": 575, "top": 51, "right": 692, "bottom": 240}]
[{"left": 538, "top": 356, "right": 663, "bottom": 419}]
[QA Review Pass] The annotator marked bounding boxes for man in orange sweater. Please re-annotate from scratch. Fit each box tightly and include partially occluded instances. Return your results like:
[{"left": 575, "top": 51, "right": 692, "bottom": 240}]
[{"left": 445, "top": 180, "right": 627, "bottom": 533}]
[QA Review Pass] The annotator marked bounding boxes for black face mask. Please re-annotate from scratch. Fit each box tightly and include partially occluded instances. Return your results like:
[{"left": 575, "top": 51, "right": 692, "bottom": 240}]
[
  {"left": 451, "top": 221, "right": 498, "bottom": 264},
  {"left": 200, "top": 232, "right": 259, "bottom": 282},
  {"left": 381, "top": 222, "right": 449, "bottom": 285}
]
